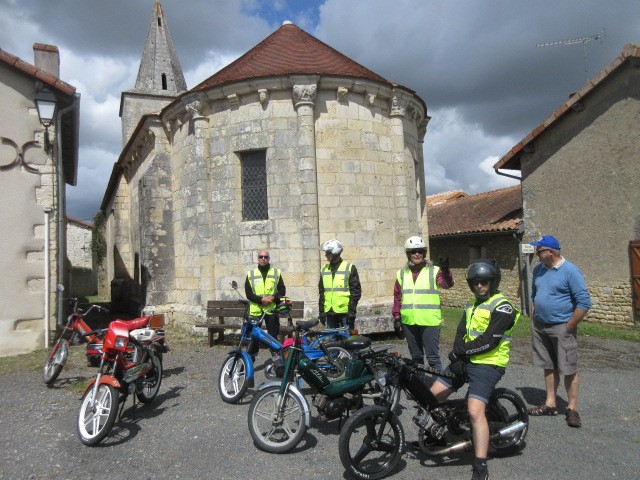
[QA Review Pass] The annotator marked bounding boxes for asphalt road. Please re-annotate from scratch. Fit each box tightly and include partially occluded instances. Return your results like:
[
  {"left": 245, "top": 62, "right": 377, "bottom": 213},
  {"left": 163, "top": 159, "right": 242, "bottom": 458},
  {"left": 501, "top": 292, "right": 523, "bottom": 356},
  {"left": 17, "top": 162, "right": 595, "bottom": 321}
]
[{"left": 1, "top": 332, "right": 638, "bottom": 480}]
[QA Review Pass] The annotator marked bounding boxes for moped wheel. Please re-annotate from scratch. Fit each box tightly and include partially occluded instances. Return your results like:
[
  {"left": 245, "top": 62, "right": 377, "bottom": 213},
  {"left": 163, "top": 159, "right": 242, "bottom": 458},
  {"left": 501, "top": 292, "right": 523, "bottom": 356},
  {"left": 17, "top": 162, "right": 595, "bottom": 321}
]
[
  {"left": 317, "top": 346, "right": 350, "bottom": 379},
  {"left": 487, "top": 387, "right": 529, "bottom": 456},
  {"left": 218, "top": 355, "right": 249, "bottom": 403},
  {"left": 248, "top": 385, "right": 307, "bottom": 453},
  {"left": 136, "top": 352, "right": 163, "bottom": 403},
  {"left": 43, "top": 340, "right": 68, "bottom": 385},
  {"left": 77, "top": 384, "right": 120, "bottom": 446},
  {"left": 338, "top": 405, "right": 405, "bottom": 480}
]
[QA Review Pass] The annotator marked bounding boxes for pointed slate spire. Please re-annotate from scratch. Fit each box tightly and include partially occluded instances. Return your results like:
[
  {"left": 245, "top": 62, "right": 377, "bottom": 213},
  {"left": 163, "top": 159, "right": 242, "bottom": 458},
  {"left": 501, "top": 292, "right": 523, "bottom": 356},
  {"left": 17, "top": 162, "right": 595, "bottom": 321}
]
[
  {"left": 134, "top": 0, "right": 186, "bottom": 94},
  {"left": 120, "top": 0, "right": 186, "bottom": 145}
]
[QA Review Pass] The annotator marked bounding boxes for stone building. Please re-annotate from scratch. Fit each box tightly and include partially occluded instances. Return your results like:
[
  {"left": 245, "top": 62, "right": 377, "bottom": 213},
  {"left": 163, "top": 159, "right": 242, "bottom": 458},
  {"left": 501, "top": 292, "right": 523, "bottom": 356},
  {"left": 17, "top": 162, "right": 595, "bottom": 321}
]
[
  {"left": 494, "top": 44, "right": 640, "bottom": 326},
  {"left": 67, "top": 216, "right": 96, "bottom": 298},
  {"left": 0, "top": 44, "right": 80, "bottom": 355},
  {"left": 101, "top": 5, "right": 429, "bottom": 331},
  {"left": 427, "top": 186, "right": 524, "bottom": 311}
]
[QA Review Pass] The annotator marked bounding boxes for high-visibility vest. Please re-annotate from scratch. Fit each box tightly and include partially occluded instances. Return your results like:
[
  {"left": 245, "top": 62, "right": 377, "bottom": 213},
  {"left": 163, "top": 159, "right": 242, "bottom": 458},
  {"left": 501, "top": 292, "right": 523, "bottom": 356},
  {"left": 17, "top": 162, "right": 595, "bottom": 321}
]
[
  {"left": 398, "top": 264, "right": 442, "bottom": 326},
  {"left": 247, "top": 267, "right": 281, "bottom": 317},
  {"left": 322, "top": 261, "right": 353, "bottom": 314},
  {"left": 464, "top": 292, "right": 520, "bottom": 367}
]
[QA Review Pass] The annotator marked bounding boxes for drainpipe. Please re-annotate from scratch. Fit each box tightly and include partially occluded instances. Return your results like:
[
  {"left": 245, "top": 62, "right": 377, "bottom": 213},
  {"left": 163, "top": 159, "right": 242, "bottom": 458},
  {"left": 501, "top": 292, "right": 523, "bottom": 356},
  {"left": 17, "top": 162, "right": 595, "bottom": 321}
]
[
  {"left": 55, "top": 94, "right": 80, "bottom": 327},
  {"left": 43, "top": 205, "right": 53, "bottom": 347},
  {"left": 494, "top": 168, "right": 522, "bottom": 181}
]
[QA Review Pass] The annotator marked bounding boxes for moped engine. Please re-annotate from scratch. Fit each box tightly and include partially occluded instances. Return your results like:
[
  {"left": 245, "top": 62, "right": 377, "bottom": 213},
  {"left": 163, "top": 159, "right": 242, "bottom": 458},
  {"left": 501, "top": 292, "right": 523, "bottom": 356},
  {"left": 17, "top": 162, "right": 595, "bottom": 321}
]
[
  {"left": 313, "top": 393, "right": 360, "bottom": 419},
  {"left": 413, "top": 408, "right": 446, "bottom": 440}
]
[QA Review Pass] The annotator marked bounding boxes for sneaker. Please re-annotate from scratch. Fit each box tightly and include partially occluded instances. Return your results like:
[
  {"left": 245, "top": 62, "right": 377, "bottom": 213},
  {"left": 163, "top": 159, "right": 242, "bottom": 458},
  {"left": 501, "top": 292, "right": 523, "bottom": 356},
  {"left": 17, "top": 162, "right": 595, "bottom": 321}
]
[
  {"left": 471, "top": 459, "right": 488, "bottom": 480},
  {"left": 566, "top": 409, "right": 582, "bottom": 428}
]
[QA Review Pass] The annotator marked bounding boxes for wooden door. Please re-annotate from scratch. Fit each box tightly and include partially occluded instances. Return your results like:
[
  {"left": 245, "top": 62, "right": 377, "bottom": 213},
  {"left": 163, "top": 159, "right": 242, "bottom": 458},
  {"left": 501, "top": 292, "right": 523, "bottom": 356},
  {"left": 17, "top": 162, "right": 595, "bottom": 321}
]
[{"left": 629, "top": 240, "right": 640, "bottom": 321}]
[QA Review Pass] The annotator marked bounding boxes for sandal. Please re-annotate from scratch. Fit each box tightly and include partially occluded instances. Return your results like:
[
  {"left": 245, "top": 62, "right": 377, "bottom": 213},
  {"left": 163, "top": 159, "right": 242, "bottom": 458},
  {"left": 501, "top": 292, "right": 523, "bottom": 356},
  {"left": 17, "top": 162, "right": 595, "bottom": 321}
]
[
  {"left": 566, "top": 409, "right": 582, "bottom": 428},
  {"left": 527, "top": 404, "right": 558, "bottom": 416}
]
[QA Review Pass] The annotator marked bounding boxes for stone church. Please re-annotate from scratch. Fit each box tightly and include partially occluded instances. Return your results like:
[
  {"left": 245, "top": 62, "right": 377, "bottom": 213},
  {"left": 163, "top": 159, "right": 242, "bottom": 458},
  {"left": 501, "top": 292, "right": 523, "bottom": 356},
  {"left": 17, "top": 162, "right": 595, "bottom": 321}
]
[{"left": 101, "top": 1, "right": 429, "bottom": 330}]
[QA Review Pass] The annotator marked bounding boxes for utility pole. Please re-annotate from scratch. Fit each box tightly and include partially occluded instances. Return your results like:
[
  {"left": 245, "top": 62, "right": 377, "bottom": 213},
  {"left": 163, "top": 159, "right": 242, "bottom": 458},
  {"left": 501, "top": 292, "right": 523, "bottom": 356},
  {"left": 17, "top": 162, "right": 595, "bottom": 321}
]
[{"left": 536, "top": 29, "right": 606, "bottom": 84}]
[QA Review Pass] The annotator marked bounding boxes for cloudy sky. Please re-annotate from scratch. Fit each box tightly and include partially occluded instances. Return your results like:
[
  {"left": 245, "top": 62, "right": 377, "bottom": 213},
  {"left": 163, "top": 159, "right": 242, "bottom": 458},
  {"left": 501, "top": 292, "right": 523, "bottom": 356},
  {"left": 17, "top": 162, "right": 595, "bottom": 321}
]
[{"left": 1, "top": 0, "right": 638, "bottom": 221}]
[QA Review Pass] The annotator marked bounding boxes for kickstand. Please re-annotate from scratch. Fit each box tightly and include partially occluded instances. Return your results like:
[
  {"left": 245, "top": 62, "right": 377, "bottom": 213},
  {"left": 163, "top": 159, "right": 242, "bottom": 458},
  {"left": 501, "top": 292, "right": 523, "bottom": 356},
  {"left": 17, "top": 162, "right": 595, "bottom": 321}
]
[{"left": 117, "top": 395, "right": 128, "bottom": 421}]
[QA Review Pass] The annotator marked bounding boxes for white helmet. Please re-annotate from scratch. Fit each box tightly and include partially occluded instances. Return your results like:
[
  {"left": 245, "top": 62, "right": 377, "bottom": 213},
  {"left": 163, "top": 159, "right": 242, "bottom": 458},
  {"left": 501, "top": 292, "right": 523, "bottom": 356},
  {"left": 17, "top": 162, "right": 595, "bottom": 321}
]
[
  {"left": 322, "top": 239, "right": 343, "bottom": 255},
  {"left": 404, "top": 236, "right": 426, "bottom": 251}
]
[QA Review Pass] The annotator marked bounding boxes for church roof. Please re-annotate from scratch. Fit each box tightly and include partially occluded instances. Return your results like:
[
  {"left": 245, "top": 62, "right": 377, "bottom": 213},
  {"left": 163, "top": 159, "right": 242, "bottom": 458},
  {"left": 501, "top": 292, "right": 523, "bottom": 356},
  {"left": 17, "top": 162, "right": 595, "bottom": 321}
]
[{"left": 192, "top": 22, "right": 409, "bottom": 93}]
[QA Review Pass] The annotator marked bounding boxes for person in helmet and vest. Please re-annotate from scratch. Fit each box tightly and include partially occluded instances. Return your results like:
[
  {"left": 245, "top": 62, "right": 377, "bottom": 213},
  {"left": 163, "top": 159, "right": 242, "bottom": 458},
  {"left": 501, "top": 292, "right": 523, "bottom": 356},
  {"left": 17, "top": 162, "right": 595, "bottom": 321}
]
[
  {"left": 245, "top": 249, "right": 286, "bottom": 356},
  {"left": 319, "top": 239, "right": 361, "bottom": 332},
  {"left": 392, "top": 236, "right": 453, "bottom": 371},
  {"left": 430, "top": 258, "right": 520, "bottom": 480}
]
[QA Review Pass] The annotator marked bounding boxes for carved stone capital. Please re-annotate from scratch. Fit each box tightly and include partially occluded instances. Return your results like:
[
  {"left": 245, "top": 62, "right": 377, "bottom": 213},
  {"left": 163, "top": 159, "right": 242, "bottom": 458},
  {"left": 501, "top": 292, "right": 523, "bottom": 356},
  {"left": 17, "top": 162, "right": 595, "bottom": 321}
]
[
  {"left": 366, "top": 92, "right": 377, "bottom": 105},
  {"left": 337, "top": 87, "right": 348, "bottom": 103},
  {"left": 293, "top": 84, "right": 317, "bottom": 108},
  {"left": 258, "top": 89, "right": 269, "bottom": 106},
  {"left": 185, "top": 100, "right": 203, "bottom": 118},
  {"left": 418, "top": 116, "right": 431, "bottom": 143},
  {"left": 227, "top": 94, "right": 239, "bottom": 107},
  {"left": 390, "top": 95, "right": 409, "bottom": 117}
]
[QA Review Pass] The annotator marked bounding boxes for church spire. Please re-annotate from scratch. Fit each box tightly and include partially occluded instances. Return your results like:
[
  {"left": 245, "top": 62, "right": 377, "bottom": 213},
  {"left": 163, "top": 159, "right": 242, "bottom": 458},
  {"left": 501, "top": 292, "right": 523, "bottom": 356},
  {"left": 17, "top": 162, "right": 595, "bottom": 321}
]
[
  {"left": 135, "top": 0, "right": 186, "bottom": 94},
  {"left": 120, "top": 0, "right": 186, "bottom": 145}
]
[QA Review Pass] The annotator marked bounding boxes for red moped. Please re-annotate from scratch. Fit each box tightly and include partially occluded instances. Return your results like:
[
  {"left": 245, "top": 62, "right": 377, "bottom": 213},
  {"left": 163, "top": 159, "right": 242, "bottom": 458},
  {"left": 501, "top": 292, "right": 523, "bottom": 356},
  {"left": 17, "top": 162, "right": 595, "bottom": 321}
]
[{"left": 77, "top": 313, "right": 166, "bottom": 446}]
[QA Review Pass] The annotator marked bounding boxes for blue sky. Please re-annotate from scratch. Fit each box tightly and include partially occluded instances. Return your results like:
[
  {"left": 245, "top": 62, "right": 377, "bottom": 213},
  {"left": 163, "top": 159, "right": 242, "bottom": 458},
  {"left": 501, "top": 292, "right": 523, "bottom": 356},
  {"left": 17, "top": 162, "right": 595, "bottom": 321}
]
[{"left": 1, "top": 0, "right": 638, "bottom": 221}]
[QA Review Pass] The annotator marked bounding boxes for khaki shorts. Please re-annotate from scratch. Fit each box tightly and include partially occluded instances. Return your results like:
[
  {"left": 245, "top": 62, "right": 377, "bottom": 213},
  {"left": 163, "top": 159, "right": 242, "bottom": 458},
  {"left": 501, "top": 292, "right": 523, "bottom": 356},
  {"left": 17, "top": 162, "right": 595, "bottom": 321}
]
[{"left": 531, "top": 320, "right": 578, "bottom": 375}]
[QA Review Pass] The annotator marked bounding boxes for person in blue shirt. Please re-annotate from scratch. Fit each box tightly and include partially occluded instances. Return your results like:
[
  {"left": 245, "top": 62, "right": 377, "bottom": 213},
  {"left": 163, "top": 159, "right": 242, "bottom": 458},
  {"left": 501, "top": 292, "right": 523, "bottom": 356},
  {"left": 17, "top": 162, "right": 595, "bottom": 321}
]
[{"left": 527, "top": 235, "right": 591, "bottom": 428}]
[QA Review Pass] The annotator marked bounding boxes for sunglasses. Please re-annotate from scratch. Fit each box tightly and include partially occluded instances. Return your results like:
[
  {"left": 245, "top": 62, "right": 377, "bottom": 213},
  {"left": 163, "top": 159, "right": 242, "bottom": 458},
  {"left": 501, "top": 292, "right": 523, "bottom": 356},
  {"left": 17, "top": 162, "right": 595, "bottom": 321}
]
[
  {"left": 258, "top": 255, "right": 270, "bottom": 259},
  {"left": 471, "top": 279, "right": 490, "bottom": 286},
  {"left": 408, "top": 249, "right": 426, "bottom": 255},
  {"left": 536, "top": 248, "right": 552, "bottom": 255}
]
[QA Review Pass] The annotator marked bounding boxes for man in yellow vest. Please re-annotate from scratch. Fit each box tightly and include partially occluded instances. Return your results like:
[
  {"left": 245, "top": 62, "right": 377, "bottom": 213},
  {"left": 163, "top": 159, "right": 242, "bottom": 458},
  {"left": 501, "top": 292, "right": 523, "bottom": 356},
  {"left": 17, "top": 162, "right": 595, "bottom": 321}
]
[
  {"left": 319, "top": 239, "right": 361, "bottom": 332},
  {"left": 244, "top": 249, "right": 286, "bottom": 356},
  {"left": 430, "top": 258, "right": 520, "bottom": 480},
  {"left": 392, "top": 236, "right": 453, "bottom": 371}
]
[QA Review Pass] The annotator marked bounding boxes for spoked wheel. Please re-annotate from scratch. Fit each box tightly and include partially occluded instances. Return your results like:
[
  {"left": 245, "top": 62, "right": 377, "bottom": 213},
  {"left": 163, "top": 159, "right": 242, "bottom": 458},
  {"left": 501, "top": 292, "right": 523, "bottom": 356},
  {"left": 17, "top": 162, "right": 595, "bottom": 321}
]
[
  {"left": 316, "top": 346, "right": 350, "bottom": 379},
  {"left": 338, "top": 405, "right": 405, "bottom": 480},
  {"left": 43, "top": 340, "right": 68, "bottom": 385},
  {"left": 218, "top": 355, "right": 249, "bottom": 404},
  {"left": 248, "top": 385, "right": 307, "bottom": 453},
  {"left": 77, "top": 384, "right": 120, "bottom": 446},
  {"left": 136, "top": 353, "right": 163, "bottom": 403},
  {"left": 487, "top": 387, "right": 529, "bottom": 456}
]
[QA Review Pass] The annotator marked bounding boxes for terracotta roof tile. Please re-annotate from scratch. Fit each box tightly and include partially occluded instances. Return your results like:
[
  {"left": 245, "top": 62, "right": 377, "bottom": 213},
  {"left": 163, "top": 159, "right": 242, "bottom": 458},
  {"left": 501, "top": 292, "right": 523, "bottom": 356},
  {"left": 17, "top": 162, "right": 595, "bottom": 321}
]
[
  {"left": 494, "top": 43, "right": 640, "bottom": 171},
  {"left": 426, "top": 190, "right": 467, "bottom": 207},
  {"left": 428, "top": 185, "right": 522, "bottom": 237},
  {"left": 0, "top": 48, "right": 76, "bottom": 96},
  {"left": 192, "top": 22, "right": 406, "bottom": 93}
]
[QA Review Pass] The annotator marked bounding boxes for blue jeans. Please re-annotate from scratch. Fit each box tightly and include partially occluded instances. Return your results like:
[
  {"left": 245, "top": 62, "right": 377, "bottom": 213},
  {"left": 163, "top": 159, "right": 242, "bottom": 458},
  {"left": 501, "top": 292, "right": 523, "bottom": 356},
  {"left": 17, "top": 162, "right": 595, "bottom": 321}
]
[{"left": 401, "top": 323, "right": 442, "bottom": 371}]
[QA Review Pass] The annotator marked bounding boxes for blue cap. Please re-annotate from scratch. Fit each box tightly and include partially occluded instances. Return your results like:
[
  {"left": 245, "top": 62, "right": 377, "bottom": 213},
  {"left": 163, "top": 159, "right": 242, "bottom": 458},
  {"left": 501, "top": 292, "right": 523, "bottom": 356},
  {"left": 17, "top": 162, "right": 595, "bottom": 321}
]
[{"left": 530, "top": 235, "right": 560, "bottom": 250}]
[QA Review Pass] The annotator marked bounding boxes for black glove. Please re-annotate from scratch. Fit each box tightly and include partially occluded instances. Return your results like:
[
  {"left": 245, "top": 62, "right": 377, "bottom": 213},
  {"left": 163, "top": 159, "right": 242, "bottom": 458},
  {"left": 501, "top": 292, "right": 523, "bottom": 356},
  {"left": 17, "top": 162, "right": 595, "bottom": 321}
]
[
  {"left": 449, "top": 359, "right": 467, "bottom": 382},
  {"left": 319, "top": 313, "right": 326, "bottom": 326},
  {"left": 448, "top": 350, "right": 460, "bottom": 364},
  {"left": 448, "top": 345, "right": 466, "bottom": 364},
  {"left": 438, "top": 256, "right": 450, "bottom": 271},
  {"left": 393, "top": 318, "right": 403, "bottom": 338}
]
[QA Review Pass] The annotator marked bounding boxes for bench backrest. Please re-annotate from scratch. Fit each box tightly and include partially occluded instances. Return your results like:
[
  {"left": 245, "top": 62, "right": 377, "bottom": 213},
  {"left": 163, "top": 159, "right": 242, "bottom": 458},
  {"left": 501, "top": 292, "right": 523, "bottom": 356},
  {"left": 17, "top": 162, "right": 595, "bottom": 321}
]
[{"left": 206, "top": 300, "right": 305, "bottom": 324}]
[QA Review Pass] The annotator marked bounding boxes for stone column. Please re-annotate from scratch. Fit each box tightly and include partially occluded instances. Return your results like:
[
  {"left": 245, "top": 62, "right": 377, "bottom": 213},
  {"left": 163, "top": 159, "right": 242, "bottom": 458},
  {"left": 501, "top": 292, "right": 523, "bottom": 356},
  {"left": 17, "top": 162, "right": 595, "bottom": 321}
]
[{"left": 292, "top": 76, "right": 320, "bottom": 316}]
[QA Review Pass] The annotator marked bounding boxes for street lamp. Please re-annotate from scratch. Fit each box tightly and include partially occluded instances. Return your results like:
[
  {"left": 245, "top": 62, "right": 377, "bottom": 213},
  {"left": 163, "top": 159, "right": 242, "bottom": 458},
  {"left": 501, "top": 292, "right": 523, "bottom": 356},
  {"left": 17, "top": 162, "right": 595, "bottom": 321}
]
[{"left": 35, "top": 86, "right": 57, "bottom": 153}]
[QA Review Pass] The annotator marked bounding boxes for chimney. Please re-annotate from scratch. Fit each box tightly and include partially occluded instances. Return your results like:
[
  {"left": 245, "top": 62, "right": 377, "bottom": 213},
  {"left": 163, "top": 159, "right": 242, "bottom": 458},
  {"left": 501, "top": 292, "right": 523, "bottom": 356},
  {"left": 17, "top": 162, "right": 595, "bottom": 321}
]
[{"left": 33, "top": 43, "right": 60, "bottom": 78}]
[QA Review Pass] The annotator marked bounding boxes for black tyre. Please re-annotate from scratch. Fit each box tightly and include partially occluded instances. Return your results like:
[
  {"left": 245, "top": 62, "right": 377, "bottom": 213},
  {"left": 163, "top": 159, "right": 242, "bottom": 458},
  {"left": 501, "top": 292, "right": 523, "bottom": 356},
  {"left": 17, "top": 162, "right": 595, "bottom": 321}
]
[
  {"left": 487, "top": 387, "right": 529, "bottom": 456},
  {"left": 218, "top": 355, "right": 249, "bottom": 404},
  {"left": 338, "top": 405, "right": 405, "bottom": 480},
  {"left": 43, "top": 340, "right": 68, "bottom": 385},
  {"left": 136, "top": 352, "right": 163, "bottom": 403},
  {"left": 248, "top": 385, "right": 307, "bottom": 453},
  {"left": 77, "top": 384, "right": 120, "bottom": 446}
]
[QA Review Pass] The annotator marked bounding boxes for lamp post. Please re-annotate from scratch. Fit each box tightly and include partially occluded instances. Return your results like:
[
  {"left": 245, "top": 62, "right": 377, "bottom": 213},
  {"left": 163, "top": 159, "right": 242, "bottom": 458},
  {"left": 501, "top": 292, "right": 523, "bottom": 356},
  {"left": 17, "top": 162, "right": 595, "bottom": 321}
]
[{"left": 35, "top": 86, "right": 57, "bottom": 153}]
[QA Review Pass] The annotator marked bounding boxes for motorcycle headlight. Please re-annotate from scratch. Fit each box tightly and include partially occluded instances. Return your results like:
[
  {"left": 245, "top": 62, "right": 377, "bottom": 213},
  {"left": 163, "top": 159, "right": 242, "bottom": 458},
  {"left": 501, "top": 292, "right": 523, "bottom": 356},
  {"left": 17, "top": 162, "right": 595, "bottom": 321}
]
[
  {"left": 374, "top": 368, "right": 388, "bottom": 388},
  {"left": 114, "top": 336, "right": 128, "bottom": 349}
]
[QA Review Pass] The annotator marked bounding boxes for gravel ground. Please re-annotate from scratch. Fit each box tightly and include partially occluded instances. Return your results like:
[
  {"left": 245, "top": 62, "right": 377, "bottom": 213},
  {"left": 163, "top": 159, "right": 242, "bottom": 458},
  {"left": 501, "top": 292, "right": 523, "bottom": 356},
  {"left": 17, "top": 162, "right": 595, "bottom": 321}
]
[{"left": 0, "top": 330, "right": 639, "bottom": 480}]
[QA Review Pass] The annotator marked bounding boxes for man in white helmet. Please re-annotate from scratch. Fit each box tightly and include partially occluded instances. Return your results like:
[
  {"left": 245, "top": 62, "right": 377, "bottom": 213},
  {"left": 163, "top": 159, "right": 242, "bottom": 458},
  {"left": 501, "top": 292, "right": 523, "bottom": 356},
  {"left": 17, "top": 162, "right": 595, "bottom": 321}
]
[
  {"left": 392, "top": 235, "right": 453, "bottom": 371},
  {"left": 319, "top": 239, "right": 361, "bottom": 332}
]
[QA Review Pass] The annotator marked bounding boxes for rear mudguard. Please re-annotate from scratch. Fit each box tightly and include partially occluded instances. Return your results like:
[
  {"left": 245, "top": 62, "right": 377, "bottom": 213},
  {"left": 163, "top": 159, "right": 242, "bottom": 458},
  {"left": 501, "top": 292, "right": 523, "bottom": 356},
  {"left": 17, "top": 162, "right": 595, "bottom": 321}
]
[
  {"left": 82, "top": 374, "right": 122, "bottom": 397},
  {"left": 227, "top": 349, "right": 255, "bottom": 388},
  {"left": 257, "top": 381, "right": 311, "bottom": 427}
]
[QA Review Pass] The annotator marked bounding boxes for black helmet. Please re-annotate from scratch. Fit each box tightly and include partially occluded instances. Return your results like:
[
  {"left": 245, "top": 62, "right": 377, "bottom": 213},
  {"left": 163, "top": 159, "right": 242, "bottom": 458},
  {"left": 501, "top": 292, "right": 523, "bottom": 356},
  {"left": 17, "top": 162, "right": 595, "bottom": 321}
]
[{"left": 466, "top": 258, "right": 501, "bottom": 298}]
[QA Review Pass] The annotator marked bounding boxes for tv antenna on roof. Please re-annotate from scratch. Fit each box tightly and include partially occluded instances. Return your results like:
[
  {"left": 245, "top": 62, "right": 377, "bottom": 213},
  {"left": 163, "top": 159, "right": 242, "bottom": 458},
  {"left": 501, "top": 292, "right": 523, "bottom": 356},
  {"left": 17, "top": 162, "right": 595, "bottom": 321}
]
[{"left": 536, "top": 29, "right": 606, "bottom": 84}]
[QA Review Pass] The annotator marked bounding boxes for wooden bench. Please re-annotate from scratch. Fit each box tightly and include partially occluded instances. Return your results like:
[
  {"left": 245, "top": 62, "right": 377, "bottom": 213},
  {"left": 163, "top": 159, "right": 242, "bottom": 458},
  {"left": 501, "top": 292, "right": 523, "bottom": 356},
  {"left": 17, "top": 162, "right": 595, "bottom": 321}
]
[{"left": 196, "top": 300, "right": 305, "bottom": 347}]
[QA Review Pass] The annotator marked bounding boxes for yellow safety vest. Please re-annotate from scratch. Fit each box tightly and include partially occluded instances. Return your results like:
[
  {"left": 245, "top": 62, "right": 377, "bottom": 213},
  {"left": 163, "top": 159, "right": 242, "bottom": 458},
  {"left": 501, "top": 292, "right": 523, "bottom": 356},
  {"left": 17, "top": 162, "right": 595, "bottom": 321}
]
[
  {"left": 398, "top": 264, "right": 442, "bottom": 326},
  {"left": 247, "top": 267, "right": 281, "bottom": 317},
  {"left": 464, "top": 293, "right": 520, "bottom": 368},
  {"left": 322, "top": 261, "right": 353, "bottom": 314}
]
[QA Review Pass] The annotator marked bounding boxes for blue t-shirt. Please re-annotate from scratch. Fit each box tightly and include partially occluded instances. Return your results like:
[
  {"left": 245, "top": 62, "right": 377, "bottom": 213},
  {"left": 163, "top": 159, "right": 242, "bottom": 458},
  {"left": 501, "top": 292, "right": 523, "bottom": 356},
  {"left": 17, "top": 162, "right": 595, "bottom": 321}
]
[{"left": 532, "top": 258, "right": 592, "bottom": 325}]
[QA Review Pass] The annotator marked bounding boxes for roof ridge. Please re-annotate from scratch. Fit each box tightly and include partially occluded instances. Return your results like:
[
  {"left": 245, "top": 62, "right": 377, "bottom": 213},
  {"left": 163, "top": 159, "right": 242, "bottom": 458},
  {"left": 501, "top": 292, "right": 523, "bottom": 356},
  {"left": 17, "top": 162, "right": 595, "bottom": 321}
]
[{"left": 0, "top": 48, "right": 76, "bottom": 95}]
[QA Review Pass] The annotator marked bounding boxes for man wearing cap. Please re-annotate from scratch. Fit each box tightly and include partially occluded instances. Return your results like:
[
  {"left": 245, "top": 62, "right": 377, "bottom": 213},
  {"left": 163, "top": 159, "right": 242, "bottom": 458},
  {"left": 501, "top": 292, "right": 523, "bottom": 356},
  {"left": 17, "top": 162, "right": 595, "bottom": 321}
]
[{"left": 527, "top": 235, "right": 591, "bottom": 428}]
